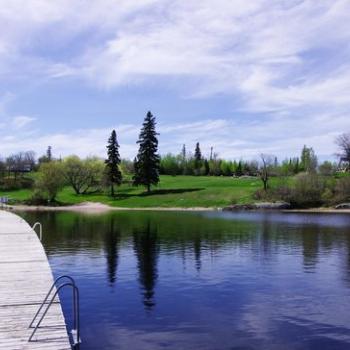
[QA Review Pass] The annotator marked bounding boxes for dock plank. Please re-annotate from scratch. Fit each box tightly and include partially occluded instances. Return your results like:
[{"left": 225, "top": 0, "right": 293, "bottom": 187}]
[{"left": 0, "top": 210, "right": 71, "bottom": 350}]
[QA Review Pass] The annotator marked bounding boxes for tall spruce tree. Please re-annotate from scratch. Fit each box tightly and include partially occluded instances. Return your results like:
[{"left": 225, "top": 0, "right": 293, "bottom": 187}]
[
  {"left": 105, "top": 130, "right": 122, "bottom": 196},
  {"left": 194, "top": 142, "right": 202, "bottom": 175},
  {"left": 47, "top": 146, "right": 52, "bottom": 162},
  {"left": 133, "top": 111, "right": 160, "bottom": 193}
]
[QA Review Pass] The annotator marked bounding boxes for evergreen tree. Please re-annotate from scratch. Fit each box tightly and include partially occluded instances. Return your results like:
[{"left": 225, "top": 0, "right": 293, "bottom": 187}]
[
  {"left": 133, "top": 111, "right": 160, "bottom": 192},
  {"left": 194, "top": 142, "right": 202, "bottom": 162},
  {"left": 47, "top": 146, "right": 52, "bottom": 162},
  {"left": 38, "top": 146, "right": 53, "bottom": 164},
  {"left": 294, "top": 158, "right": 300, "bottom": 174},
  {"left": 105, "top": 130, "right": 122, "bottom": 196},
  {"left": 180, "top": 144, "right": 187, "bottom": 175},
  {"left": 133, "top": 156, "right": 138, "bottom": 174},
  {"left": 300, "top": 145, "right": 309, "bottom": 171},
  {"left": 204, "top": 159, "right": 210, "bottom": 175},
  {"left": 194, "top": 142, "right": 202, "bottom": 175},
  {"left": 236, "top": 161, "right": 243, "bottom": 176},
  {"left": 181, "top": 144, "right": 186, "bottom": 162}
]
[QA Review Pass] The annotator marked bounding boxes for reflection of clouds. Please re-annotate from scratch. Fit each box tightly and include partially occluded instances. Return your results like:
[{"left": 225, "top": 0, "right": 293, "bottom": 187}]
[
  {"left": 237, "top": 288, "right": 350, "bottom": 346},
  {"left": 45, "top": 211, "right": 350, "bottom": 348},
  {"left": 98, "top": 326, "right": 213, "bottom": 350},
  {"left": 207, "top": 212, "right": 350, "bottom": 229}
]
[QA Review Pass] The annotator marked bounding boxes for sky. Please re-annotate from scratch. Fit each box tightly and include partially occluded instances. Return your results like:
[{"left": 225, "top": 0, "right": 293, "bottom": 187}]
[{"left": 0, "top": 0, "right": 349, "bottom": 161}]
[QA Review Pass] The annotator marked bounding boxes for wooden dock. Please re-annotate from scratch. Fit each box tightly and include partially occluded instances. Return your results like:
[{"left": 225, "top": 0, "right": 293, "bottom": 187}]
[{"left": 0, "top": 210, "right": 71, "bottom": 350}]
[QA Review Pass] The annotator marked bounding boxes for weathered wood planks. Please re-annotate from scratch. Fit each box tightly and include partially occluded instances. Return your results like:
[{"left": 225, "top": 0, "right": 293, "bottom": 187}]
[{"left": 0, "top": 210, "right": 71, "bottom": 350}]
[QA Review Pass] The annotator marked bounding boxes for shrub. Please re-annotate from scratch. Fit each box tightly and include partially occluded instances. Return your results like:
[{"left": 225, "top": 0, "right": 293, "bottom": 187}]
[
  {"left": 0, "top": 176, "right": 34, "bottom": 190},
  {"left": 28, "top": 189, "right": 48, "bottom": 205},
  {"left": 290, "top": 173, "right": 325, "bottom": 208},
  {"left": 334, "top": 177, "right": 350, "bottom": 203},
  {"left": 253, "top": 188, "right": 268, "bottom": 201},
  {"left": 319, "top": 161, "right": 336, "bottom": 176},
  {"left": 35, "top": 162, "right": 64, "bottom": 202},
  {"left": 273, "top": 184, "right": 292, "bottom": 202}
]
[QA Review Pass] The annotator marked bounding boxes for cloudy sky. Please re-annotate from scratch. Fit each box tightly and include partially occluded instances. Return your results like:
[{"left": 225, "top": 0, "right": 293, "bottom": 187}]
[{"left": 0, "top": 0, "right": 349, "bottom": 161}]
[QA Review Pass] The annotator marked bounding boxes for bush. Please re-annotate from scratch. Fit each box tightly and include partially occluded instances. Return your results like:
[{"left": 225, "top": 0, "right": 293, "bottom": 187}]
[
  {"left": 253, "top": 184, "right": 292, "bottom": 202},
  {"left": 35, "top": 162, "right": 64, "bottom": 202},
  {"left": 334, "top": 177, "right": 350, "bottom": 203},
  {"left": 290, "top": 173, "right": 325, "bottom": 208},
  {"left": 0, "top": 176, "right": 34, "bottom": 190},
  {"left": 319, "top": 161, "right": 336, "bottom": 176},
  {"left": 28, "top": 189, "right": 48, "bottom": 205}
]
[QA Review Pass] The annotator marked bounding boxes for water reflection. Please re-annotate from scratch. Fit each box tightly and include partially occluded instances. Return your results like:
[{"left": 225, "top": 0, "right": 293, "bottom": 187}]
[
  {"left": 104, "top": 217, "right": 121, "bottom": 285},
  {"left": 193, "top": 235, "right": 201, "bottom": 272},
  {"left": 301, "top": 226, "right": 319, "bottom": 271},
  {"left": 17, "top": 210, "right": 350, "bottom": 350},
  {"left": 133, "top": 220, "right": 159, "bottom": 310}
]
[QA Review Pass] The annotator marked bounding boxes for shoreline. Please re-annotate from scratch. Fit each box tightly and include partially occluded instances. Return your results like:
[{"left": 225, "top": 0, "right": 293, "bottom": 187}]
[
  {"left": 4, "top": 201, "right": 350, "bottom": 214},
  {"left": 8, "top": 202, "right": 218, "bottom": 213}
]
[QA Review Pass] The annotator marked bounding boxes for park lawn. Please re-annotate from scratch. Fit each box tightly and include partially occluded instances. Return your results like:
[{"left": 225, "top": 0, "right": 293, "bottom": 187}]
[{"left": 0, "top": 175, "right": 287, "bottom": 208}]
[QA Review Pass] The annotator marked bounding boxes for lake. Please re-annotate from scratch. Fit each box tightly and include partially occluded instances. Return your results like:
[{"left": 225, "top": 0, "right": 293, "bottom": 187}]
[{"left": 19, "top": 210, "right": 350, "bottom": 350}]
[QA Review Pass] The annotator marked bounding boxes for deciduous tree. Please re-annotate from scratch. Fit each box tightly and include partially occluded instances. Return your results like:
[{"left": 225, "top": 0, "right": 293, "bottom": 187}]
[
  {"left": 336, "top": 133, "right": 350, "bottom": 171},
  {"left": 36, "top": 162, "right": 64, "bottom": 202}
]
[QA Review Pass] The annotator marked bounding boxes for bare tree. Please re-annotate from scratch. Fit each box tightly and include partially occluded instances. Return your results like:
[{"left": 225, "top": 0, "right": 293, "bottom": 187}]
[
  {"left": 24, "top": 151, "right": 36, "bottom": 170},
  {"left": 259, "top": 154, "right": 274, "bottom": 191},
  {"left": 336, "top": 133, "right": 350, "bottom": 171}
]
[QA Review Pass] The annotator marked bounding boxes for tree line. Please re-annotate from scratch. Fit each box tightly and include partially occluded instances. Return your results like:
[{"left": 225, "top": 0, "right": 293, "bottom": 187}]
[
  {"left": 0, "top": 110, "right": 349, "bottom": 204},
  {"left": 15, "top": 111, "right": 159, "bottom": 202}
]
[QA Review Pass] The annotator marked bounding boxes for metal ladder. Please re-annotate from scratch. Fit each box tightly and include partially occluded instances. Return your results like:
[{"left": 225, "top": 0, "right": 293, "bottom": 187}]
[
  {"left": 32, "top": 222, "right": 42, "bottom": 241},
  {"left": 28, "top": 275, "right": 81, "bottom": 348}
]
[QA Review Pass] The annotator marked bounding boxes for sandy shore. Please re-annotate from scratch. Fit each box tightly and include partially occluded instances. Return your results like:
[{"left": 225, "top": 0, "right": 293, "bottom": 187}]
[
  {"left": 4, "top": 201, "right": 350, "bottom": 214},
  {"left": 8, "top": 202, "right": 218, "bottom": 213},
  {"left": 282, "top": 208, "right": 350, "bottom": 214}
]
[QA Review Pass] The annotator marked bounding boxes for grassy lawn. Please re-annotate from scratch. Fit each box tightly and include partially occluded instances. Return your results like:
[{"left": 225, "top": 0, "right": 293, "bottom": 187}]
[{"left": 0, "top": 175, "right": 287, "bottom": 208}]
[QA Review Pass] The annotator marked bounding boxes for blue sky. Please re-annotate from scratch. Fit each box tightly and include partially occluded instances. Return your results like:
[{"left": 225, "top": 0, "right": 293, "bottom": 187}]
[{"left": 0, "top": 0, "right": 349, "bottom": 161}]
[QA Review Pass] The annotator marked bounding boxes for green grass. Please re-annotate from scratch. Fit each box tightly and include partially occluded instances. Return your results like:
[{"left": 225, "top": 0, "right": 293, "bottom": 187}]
[{"left": 0, "top": 175, "right": 286, "bottom": 208}]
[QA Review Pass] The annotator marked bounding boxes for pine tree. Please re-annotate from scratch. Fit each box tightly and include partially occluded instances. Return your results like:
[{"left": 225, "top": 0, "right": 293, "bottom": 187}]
[
  {"left": 194, "top": 142, "right": 202, "bottom": 175},
  {"left": 105, "top": 130, "right": 122, "bottom": 196},
  {"left": 204, "top": 159, "right": 210, "bottom": 175},
  {"left": 180, "top": 144, "right": 187, "bottom": 175},
  {"left": 300, "top": 145, "right": 309, "bottom": 171},
  {"left": 236, "top": 161, "right": 243, "bottom": 177},
  {"left": 133, "top": 111, "right": 160, "bottom": 193},
  {"left": 181, "top": 144, "right": 186, "bottom": 162},
  {"left": 194, "top": 142, "right": 202, "bottom": 162},
  {"left": 47, "top": 146, "right": 52, "bottom": 162}
]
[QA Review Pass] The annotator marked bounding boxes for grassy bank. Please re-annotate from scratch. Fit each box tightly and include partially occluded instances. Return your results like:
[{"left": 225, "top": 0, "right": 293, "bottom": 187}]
[{"left": 0, "top": 175, "right": 286, "bottom": 208}]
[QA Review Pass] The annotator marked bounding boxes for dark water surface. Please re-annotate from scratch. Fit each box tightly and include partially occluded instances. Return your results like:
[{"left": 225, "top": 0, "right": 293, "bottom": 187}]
[{"left": 19, "top": 210, "right": 350, "bottom": 350}]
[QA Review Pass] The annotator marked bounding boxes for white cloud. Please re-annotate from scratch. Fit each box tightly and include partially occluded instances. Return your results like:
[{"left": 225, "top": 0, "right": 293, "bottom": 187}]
[
  {"left": 0, "top": 0, "right": 349, "bottom": 158},
  {"left": 0, "top": 115, "right": 344, "bottom": 161},
  {"left": 11, "top": 116, "right": 36, "bottom": 129}
]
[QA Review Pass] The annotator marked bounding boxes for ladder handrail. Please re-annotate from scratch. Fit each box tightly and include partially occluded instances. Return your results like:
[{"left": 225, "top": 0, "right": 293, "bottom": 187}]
[
  {"left": 28, "top": 276, "right": 81, "bottom": 348},
  {"left": 29, "top": 275, "right": 75, "bottom": 328},
  {"left": 32, "top": 222, "right": 42, "bottom": 241}
]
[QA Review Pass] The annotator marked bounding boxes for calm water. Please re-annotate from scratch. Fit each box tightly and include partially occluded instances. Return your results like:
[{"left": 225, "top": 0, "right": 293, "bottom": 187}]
[{"left": 19, "top": 210, "right": 350, "bottom": 350}]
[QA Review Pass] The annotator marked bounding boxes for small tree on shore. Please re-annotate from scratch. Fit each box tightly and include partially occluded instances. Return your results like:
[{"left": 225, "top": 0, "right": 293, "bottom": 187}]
[
  {"left": 105, "top": 130, "right": 122, "bottom": 196},
  {"left": 336, "top": 133, "right": 350, "bottom": 171},
  {"left": 133, "top": 111, "right": 160, "bottom": 193},
  {"left": 259, "top": 154, "right": 274, "bottom": 191},
  {"left": 35, "top": 162, "right": 64, "bottom": 202},
  {"left": 300, "top": 145, "right": 317, "bottom": 173},
  {"left": 64, "top": 156, "right": 104, "bottom": 194}
]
